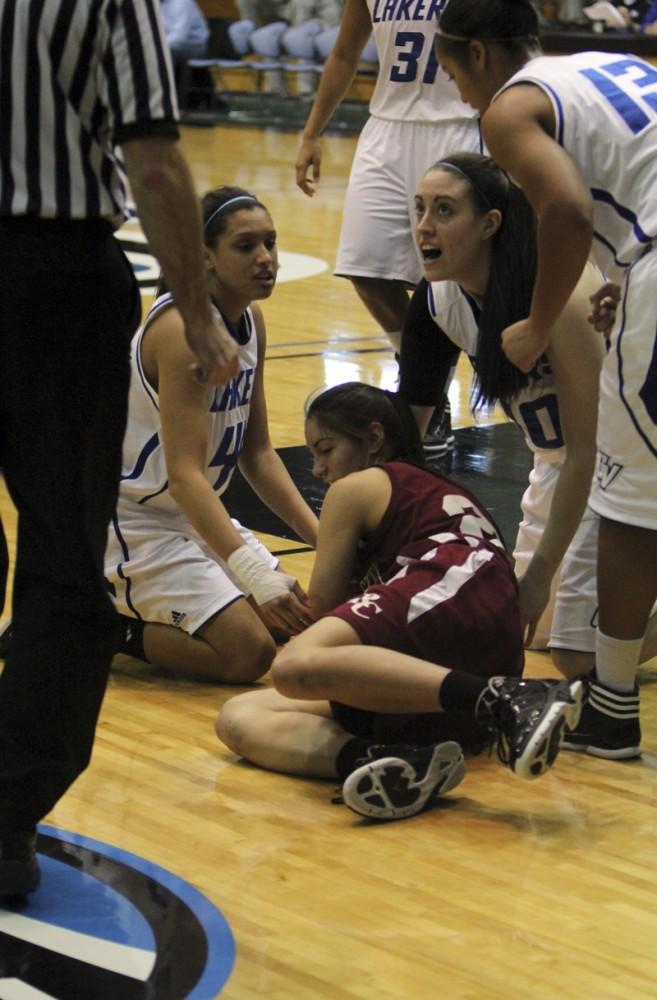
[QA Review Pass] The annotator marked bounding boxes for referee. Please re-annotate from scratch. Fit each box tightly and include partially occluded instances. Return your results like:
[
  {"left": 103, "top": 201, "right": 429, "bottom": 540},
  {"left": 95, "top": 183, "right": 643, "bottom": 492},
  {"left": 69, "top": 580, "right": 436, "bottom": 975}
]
[{"left": 0, "top": 0, "right": 238, "bottom": 897}]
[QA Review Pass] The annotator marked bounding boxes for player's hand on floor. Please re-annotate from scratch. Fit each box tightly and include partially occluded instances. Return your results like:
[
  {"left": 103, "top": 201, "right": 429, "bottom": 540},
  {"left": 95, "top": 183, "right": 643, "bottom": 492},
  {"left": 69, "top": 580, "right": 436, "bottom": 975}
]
[{"left": 518, "top": 570, "right": 551, "bottom": 648}]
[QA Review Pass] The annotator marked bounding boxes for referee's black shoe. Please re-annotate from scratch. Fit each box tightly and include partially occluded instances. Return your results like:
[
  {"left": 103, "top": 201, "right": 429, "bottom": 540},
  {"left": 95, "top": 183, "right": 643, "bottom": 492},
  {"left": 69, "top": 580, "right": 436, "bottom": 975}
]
[
  {"left": 341, "top": 741, "right": 465, "bottom": 820},
  {"left": 475, "top": 677, "right": 584, "bottom": 780},
  {"left": 0, "top": 830, "right": 41, "bottom": 899}
]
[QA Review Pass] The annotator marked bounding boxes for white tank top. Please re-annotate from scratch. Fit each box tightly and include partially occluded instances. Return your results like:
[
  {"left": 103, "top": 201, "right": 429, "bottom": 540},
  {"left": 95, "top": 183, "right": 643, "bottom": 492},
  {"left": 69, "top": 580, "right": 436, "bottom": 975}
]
[
  {"left": 495, "top": 53, "right": 657, "bottom": 280},
  {"left": 366, "top": 0, "right": 477, "bottom": 123},
  {"left": 427, "top": 281, "right": 565, "bottom": 463},
  {"left": 119, "top": 294, "right": 259, "bottom": 515}
]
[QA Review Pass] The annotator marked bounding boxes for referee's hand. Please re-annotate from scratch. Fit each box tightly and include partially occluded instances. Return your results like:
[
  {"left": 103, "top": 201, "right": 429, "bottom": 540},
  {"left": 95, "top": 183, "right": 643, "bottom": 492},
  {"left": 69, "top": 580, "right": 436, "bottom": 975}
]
[{"left": 186, "top": 315, "right": 239, "bottom": 385}]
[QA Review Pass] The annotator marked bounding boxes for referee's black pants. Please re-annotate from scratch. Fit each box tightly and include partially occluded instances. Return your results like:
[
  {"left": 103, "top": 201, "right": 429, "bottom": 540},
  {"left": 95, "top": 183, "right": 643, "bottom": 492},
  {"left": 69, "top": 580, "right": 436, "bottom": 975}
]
[{"left": 0, "top": 218, "right": 140, "bottom": 835}]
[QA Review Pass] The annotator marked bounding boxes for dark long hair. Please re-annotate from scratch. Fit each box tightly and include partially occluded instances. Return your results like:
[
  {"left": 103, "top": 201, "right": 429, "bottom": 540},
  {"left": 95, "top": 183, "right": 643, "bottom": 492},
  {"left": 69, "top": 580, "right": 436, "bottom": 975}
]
[
  {"left": 306, "top": 382, "right": 425, "bottom": 467},
  {"left": 438, "top": 0, "right": 540, "bottom": 64},
  {"left": 154, "top": 185, "right": 268, "bottom": 298},
  {"left": 429, "top": 153, "right": 537, "bottom": 409}
]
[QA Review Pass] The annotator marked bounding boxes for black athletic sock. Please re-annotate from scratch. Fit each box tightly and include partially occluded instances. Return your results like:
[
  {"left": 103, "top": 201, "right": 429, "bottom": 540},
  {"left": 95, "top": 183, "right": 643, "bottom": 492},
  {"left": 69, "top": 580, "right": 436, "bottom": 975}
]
[
  {"left": 335, "top": 737, "right": 375, "bottom": 781},
  {"left": 116, "top": 614, "right": 149, "bottom": 662},
  {"left": 438, "top": 671, "right": 489, "bottom": 717}
]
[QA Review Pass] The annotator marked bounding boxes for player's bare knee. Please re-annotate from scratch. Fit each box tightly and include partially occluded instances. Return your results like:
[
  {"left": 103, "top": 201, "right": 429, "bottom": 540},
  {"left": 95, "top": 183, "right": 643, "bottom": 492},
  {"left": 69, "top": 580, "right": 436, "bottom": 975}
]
[
  {"left": 215, "top": 695, "right": 251, "bottom": 754},
  {"left": 271, "top": 648, "right": 321, "bottom": 698},
  {"left": 222, "top": 630, "right": 276, "bottom": 683}
]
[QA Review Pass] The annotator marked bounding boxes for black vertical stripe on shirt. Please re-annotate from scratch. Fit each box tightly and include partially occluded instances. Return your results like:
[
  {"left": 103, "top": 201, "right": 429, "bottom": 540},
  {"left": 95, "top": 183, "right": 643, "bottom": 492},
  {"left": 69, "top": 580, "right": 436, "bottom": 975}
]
[
  {"left": 120, "top": 0, "right": 154, "bottom": 124},
  {"left": 24, "top": 0, "right": 46, "bottom": 215},
  {"left": 143, "top": 0, "right": 176, "bottom": 122},
  {"left": 49, "top": 0, "right": 77, "bottom": 217},
  {"left": 69, "top": 0, "right": 102, "bottom": 113}
]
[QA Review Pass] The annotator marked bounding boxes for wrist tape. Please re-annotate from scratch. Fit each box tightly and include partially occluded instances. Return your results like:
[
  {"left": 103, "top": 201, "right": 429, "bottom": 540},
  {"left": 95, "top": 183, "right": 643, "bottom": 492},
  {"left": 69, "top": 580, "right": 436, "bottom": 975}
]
[{"left": 227, "top": 544, "right": 296, "bottom": 606}]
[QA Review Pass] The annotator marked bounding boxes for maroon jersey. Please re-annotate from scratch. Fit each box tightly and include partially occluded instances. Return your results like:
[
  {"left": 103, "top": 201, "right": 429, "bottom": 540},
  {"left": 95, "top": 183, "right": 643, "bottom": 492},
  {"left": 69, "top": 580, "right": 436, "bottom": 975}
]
[
  {"left": 328, "top": 462, "right": 523, "bottom": 750},
  {"left": 352, "top": 461, "right": 507, "bottom": 593}
]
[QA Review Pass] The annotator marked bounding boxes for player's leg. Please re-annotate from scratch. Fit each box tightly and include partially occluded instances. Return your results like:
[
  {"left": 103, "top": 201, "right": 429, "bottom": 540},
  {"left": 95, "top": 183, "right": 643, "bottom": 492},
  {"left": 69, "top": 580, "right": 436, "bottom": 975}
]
[
  {"left": 108, "top": 520, "right": 276, "bottom": 683},
  {"left": 216, "top": 687, "right": 348, "bottom": 777},
  {"left": 273, "top": 556, "right": 583, "bottom": 782},
  {"left": 564, "top": 252, "right": 657, "bottom": 758},
  {"left": 126, "top": 600, "right": 275, "bottom": 683},
  {"left": 335, "top": 118, "right": 420, "bottom": 350}
]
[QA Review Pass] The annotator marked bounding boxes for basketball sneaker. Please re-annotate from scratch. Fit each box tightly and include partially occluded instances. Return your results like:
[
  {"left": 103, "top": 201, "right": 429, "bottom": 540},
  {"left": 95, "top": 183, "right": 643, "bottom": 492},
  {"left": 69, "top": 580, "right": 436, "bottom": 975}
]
[
  {"left": 423, "top": 398, "right": 455, "bottom": 467},
  {"left": 341, "top": 741, "right": 465, "bottom": 820},
  {"left": 0, "top": 830, "right": 40, "bottom": 899},
  {"left": 475, "top": 677, "right": 584, "bottom": 780},
  {"left": 561, "top": 670, "right": 641, "bottom": 759}
]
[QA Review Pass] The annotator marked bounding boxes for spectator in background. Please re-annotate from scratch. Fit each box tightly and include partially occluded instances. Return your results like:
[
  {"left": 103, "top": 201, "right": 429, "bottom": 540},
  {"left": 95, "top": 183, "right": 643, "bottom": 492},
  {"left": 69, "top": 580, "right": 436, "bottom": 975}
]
[
  {"left": 236, "top": 0, "right": 343, "bottom": 95},
  {"left": 161, "top": 0, "right": 210, "bottom": 66},
  {"left": 641, "top": 0, "right": 657, "bottom": 30},
  {"left": 161, "top": 0, "right": 211, "bottom": 108}
]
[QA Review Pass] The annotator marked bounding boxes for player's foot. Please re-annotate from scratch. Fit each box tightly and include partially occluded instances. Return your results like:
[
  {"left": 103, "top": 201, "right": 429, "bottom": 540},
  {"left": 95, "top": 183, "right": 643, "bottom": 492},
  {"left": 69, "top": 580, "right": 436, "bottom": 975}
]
[
  {"left": 0, "top": 830, "right": 40, "bottom": 899},
  {"left": 341, "top": 741, "right": 465, "bottom": 820},
  {"left": 475, "top": 677, "right": 584, "bottom": 780},
  {"left": 561, "top": 670, "right": 641, "bottom": 759},
  {"left": 423, "top": 398, "right": 455, "bottom": 467}
]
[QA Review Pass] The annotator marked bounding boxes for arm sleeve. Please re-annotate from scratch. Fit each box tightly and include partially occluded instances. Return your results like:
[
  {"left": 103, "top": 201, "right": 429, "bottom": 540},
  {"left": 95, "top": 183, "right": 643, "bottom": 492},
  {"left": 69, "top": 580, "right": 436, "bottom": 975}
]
[{"left": 398, "top": 280, "right": 461, "bottom": 406}]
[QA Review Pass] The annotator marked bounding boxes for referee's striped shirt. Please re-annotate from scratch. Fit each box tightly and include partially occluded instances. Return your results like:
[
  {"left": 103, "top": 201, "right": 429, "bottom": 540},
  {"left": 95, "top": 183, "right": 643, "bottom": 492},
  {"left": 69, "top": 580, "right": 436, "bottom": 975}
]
[{"left": 0, "top": 0, "right": 180, "bottom": 220}]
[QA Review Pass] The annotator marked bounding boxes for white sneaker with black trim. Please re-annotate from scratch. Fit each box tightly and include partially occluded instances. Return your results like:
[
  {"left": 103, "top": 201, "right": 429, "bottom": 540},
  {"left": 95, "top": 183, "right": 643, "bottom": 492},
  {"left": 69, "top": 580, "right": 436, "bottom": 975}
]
[{"left": 341, "top": 741, "right": 465, "bottom": 820}]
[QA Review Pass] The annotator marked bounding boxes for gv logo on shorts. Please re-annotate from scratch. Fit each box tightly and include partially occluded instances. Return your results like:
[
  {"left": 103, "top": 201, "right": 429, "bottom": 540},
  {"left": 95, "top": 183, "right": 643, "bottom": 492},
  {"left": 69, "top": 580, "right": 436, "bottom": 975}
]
[{"left": 596, "top": 450, "right": 623, "bottom": 490}]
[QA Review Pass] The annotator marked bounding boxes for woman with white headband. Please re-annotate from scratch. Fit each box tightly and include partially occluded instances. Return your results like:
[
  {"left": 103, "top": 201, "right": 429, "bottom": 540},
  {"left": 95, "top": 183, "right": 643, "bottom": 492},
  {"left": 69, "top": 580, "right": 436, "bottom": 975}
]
[{"left": 104, "top": 186, "right": 318, "bottom": 682}]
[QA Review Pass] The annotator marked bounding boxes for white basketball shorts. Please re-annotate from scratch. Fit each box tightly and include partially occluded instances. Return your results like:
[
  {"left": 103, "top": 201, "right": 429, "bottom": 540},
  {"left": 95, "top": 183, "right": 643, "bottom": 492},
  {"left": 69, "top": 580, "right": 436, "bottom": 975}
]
[
  {"left": 590, "top": 248, "right": 657, "bottom": 529},
  {"left": 335, "top": 116, "right": 481, "bottom": 285},
  {"left": 105, "top": 510, "right": 278, "bottom": 634}
]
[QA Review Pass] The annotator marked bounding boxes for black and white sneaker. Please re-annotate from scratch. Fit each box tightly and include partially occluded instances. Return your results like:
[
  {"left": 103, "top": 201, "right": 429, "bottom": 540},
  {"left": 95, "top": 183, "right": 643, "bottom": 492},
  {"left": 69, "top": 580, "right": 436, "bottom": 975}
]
[
  {"left": 561, "top": 670, "right": 641, "bottom": 759},
  {"left": 423, "top": 398, "right": 455, "bottom": 467},
  {"left": 341, "top": 741, "right": 465, "bottom": 820},
  {"left": 475, "top": 677, "right": 584, "bottom": 780}
]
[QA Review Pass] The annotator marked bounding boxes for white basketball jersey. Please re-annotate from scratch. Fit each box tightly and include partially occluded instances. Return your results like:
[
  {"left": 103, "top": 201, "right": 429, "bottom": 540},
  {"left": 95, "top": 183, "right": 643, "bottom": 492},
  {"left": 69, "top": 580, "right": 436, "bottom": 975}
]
[
  {"left": 496, "top": 53, "right": 657, "bottom": 280},
  {"left": 427, "top": 281, "right": 565, "bottom": 462},
  {"left": 119, "top": 294, "right": 258, "bottom": 515},
  {"left": 366, "top": 0, "right": 476, "bottom": 122}
]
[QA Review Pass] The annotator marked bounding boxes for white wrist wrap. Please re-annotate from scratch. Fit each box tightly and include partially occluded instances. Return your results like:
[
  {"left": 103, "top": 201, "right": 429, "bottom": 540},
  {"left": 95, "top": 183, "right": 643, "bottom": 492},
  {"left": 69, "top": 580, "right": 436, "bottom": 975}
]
[{"left": 227, "top": 544, "right": 296, "bottom": 606}]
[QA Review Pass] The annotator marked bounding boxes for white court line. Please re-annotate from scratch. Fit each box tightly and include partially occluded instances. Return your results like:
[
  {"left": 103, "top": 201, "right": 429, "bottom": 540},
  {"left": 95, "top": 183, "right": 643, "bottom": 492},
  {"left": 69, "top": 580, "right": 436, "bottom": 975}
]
[
  {"left": 0, "top": 911, "right": 154, "bottom": 981},
  {"left": 0, "top": 981, "right": 57, "bottom": 1000}
]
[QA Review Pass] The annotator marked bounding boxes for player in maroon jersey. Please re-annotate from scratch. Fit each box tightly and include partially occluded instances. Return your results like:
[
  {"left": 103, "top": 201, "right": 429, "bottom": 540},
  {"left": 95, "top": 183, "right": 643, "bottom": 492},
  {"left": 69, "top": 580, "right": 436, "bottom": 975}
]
[{"left": 216, "top": 383, "right": 583, "bottom": 820}]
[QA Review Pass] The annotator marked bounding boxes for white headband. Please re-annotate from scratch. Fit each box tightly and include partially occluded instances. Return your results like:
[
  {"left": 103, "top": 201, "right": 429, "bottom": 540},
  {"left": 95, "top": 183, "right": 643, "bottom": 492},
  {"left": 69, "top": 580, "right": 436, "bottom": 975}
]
[{"left": 204, "top": 195, "right": 257, "bottom": 231}]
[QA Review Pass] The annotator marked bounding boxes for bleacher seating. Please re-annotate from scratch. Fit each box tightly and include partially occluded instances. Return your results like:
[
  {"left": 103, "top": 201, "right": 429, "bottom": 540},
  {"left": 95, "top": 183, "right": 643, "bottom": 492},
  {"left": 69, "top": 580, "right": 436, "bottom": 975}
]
[{"left": 179, "top": 17, "right": 379, "bottom": 110}]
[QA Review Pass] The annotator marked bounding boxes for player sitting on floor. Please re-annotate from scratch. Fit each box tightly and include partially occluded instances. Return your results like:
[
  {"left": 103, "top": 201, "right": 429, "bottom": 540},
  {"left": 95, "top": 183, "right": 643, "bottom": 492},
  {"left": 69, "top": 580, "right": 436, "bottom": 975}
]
[
  {"left": 105, "top": 187, "right": 318, "bottom": 683},
  {"left": 216, "top": 382, "right": 583, "bottom": 821}
]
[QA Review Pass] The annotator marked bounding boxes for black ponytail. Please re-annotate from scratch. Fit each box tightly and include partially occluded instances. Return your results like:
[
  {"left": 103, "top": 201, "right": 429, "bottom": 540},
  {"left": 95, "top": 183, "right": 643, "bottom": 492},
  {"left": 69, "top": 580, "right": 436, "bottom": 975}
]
[{"left": 473, "top": 183, "right": 536, "bottom": 410}]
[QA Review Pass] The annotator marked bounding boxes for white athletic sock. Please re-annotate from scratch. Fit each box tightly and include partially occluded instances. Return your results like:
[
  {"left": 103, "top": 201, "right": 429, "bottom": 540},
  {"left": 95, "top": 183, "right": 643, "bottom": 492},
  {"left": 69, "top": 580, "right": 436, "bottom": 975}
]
[{"left": 595, "top": 629, "right": 643, "bottom": 692}]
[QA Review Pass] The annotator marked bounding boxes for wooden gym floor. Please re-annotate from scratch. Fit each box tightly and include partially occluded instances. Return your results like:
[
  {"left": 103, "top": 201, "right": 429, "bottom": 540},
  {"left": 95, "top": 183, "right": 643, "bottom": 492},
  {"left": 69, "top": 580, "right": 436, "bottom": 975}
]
[{"left": 1, "top": 124, "right": 657, "bottom": 999}]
